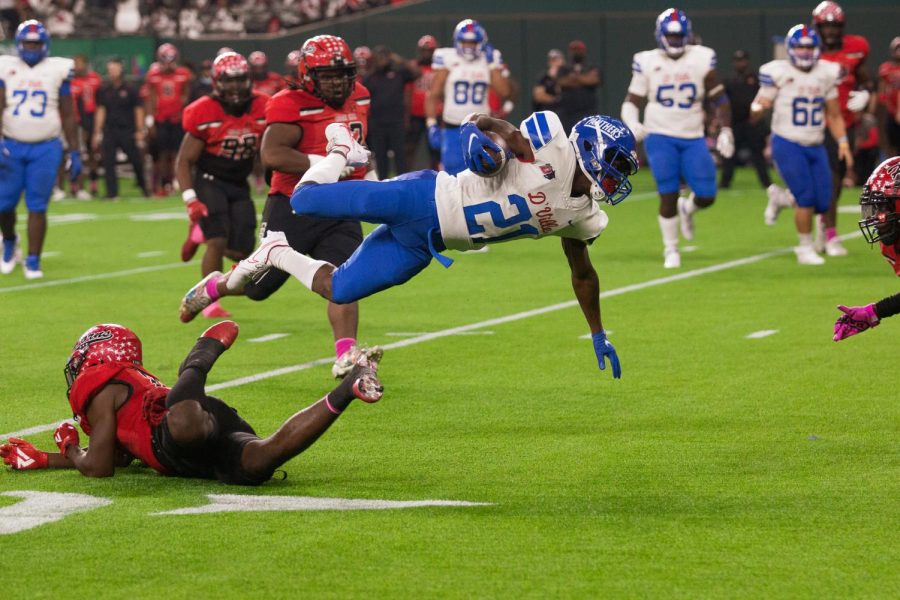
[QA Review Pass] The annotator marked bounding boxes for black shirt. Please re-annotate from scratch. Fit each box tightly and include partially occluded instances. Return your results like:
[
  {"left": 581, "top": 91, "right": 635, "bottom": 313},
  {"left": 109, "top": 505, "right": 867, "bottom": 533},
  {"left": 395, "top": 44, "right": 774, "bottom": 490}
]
[
  {"left": 96, "top": 81, "right": 140, "bottom": 131},
  {"left": 557, "top": 62, "right": 600, "bottom": 129},
  {"left": 533, "top": 71, "right": 560, "bottom": 113},
  {"left": 725, "top": 70, "right": 760, "bottom": 124},
  {"left": 363, "top": 65, "right": 416, "bottom": 126}
]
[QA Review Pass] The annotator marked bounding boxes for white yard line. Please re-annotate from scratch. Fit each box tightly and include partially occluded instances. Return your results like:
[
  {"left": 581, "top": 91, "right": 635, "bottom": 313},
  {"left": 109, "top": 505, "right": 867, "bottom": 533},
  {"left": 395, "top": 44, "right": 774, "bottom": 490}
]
[
  {"left": 0, "top": 231, "right": 862, "bottom": 440},
  {"left": 248, "top": 333, "right": 291, "bottom": 343},
  {"left": 384, "top": 331, "right": 495, "bottom": 337},
  {"left": 137, "top": 251, "right": 165, "bottom": 258},
  {"left": 746, "top": 329, "right": 779, "bottom": 339},
  {"left": 0, "top": 261, "right": 193, "bottom": 294}
]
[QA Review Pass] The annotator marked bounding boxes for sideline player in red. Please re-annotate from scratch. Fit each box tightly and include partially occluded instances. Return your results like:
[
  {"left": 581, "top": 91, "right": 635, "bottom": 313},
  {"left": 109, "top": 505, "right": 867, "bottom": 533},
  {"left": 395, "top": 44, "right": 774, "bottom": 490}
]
[
  {"left": 146, "top": 43, "right": 193, "bottom": 196},
  {"left": 176, "top": 52, "right": 269, "bottom": 319},
  {"left": 0, "top": 321, "right": 383, "bottom": 483},
  {"left": 179, "top": 35, "right": 376, "bottom": 379},
  {"left": 71, "top": 54, "right": 103, "bottom": 198},
  {"left": 405, "top": 35, "right": 440, "bottom": 170},
  {"left": 878, "top": 38, "right": 900, "bottom": 156},
  {"left": 249, "top": 50, "right": 284, "bottom": 97},
  {"left": 832, "top": 157, "right": 900, "bottom": 341},
  {"left": 811, "top": 1, "right": 874, "bottom": 257}
]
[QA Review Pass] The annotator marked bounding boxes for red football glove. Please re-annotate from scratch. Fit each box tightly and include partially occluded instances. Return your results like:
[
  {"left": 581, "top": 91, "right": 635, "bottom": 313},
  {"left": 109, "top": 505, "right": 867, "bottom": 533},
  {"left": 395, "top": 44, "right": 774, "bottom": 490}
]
[
  {"left": 53, "top": 422, "right": 80, "bottom": 458},
  {"left": 0, "top": 438, "right": 49, "bottom": 470},
  {"left": 185, "top": 199, "right": 208, "bottom": 223}
]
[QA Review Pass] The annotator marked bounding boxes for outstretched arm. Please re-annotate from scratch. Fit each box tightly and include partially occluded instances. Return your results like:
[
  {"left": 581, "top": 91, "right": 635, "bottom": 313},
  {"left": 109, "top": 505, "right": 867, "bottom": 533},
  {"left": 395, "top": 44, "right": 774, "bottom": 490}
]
[
  {"left": 834, "top": 291, "right": 900, "bottom": 341},
  {"left": 64, "top": 385, "right": 128, "bottom": 477},
  {"left": 561, "top": 237, "right": 621, "bottom": 378}
]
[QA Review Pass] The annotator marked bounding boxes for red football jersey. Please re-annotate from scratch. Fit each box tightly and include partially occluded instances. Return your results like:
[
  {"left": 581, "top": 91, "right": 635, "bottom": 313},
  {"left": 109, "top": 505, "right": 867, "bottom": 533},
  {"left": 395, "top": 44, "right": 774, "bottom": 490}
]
[
  {"left": 252, "top": 72, "right": 284, "bottom": 97},
  {"left": 881, "top": 243, "right": 900, "bottom": 276},
  {"left": 183, "top": 91, "right": 269, "bottom": 182},
  {"left": 68, "top": 363, "right": 170, "bottom": 474},
  {"left": 146, "top": 65, "right": 193, "bottom": 123},
  {"left": 407, "top": 63, "right": 434, "bottom": 118},
  {"left": 71, "top": 70, "right": 103, "bottom": 121},
  {"left": 820, "top": 34, "right": 870, "bottom": 127},
  {"left": 878, "top": 61, "right": 900, "bottom": 116},
  {"left": 266, "top": 82, "right": 370, "bottom": 197}
]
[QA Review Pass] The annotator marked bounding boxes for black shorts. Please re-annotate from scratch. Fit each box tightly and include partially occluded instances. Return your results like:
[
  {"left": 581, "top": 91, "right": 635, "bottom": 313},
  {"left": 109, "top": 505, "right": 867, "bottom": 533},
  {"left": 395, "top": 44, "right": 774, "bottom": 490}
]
[
  {"left": 80, "top": 114, "right": 96, "bottom": 151},
  {"left": 195, "top": 172, "right": 257, "bottom": 256},
  {"left": 824, "top": 124, "right": 857, "bottom": 179},
  {"left": 886, "top": 118, "right": 900, "bottom": 151},
  {"left": 156, "top": 121, "right": 183, "bottom": 153},
  {"left": 261, "top": 193, "right": 362, "bottom": 265},
  {"left": 151, "top": 395, "right": 273, "bottom": 486}
]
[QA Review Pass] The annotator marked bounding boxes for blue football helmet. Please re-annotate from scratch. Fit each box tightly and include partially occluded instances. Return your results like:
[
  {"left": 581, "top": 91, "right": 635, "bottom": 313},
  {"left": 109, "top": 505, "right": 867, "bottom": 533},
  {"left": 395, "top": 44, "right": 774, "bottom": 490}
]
[
  {"left": 15, "top": 20, "right": 50, "bottom": 67},
  {"left": 786, "top": 24, "right": 821, "bottom": 71},
  {"left": 569, "top": 116, "right": 640, "bottom": 205},
  {"left": 453, "top": 19, "right": 486, "bottom": 60},
  {"left": 655, "top": 8, "right": 692, "bottom": 58}
]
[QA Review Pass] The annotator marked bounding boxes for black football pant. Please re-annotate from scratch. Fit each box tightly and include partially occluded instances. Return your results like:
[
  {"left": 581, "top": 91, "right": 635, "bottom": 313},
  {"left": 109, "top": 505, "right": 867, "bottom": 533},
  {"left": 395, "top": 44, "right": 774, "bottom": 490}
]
[
  {"left": 719, "top": 121, "right": 772, "bottom": 189},
  {"left": 101, "top": 128, "right": 147, "bottom": 198},
  {"left": 368, "top": 122, "right": 407, "bottom": 178}
]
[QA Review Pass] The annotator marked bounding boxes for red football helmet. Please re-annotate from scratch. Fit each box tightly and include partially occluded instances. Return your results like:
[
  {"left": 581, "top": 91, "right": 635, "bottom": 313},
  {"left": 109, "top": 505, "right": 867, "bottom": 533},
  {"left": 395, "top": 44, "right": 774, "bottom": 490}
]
[
  {"left": 216, "top": 46, "right": 235, "bottom": 57},
  {"left": 859, "top": 157, "right": 900, "bottom": 247},
  {"left": 285, "top": 49, "right": 301, "bottom": 68},
  {"left": 298, "top": 35, "right": 356, "bottom": 107},
  {"left": 212, "top": 51, "right": 252, "bottom": 107},
  {"left": 64, "top": 324, "right": 143, "bottom": 396},
  {"left": 417, "top": 35, "right": 438, "bottom": 50},
  {"left": 156, "top": 43, "right": 178, "bottom": 64},
  {"left": 812, "top": 1, "right": 845, "bottom": 25},
  {"left": 248, "top": 50, "right": 267, "bottom": 67}
]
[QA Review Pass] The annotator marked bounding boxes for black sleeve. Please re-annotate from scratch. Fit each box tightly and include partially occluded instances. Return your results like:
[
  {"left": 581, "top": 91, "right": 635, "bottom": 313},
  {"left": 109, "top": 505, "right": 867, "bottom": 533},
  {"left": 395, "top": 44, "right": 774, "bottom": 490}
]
[{"left": 874, "top": 291, "right": 900, "bottom": 319}]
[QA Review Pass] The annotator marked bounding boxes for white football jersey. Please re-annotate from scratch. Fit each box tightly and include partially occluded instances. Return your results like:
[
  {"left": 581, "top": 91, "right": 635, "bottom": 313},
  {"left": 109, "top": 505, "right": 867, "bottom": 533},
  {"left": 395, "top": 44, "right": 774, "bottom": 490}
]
[
  {"left": 0, "top": 55, "right": 74, "bottom": 142},
  {"left": 434, "top": 110, "right": 608, "bottom": 251},
  {"left": 432, "top": 47, "right": 492, "bottom": 126},
  {"left": 757, "top": 59, "right": 840, "bottom": 146},
  {"left": 628, "top": 45, "right": 716, "bottom": 139}
]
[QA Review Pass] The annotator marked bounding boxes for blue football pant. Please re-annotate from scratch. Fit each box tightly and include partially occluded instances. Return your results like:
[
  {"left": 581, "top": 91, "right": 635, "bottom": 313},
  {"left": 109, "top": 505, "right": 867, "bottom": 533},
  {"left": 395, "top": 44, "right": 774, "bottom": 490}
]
[
  {"left": 290, "top": 171, "right": 442, "bottom": 304},
  {"left": 0, "top": 138, "right": 64, "bottom": 214},
  {"left": 644, "top": 133, "right": 717, "bottom": 197},
  {"left": 771, "top": 135, "right": 832, "bottom": 214}
]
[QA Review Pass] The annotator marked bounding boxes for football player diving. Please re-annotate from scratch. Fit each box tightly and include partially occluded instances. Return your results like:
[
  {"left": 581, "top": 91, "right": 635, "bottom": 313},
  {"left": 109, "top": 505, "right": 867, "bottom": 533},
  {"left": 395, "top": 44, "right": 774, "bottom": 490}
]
[
  {"left": 833, "top": 157, "right": 900, "bottom": 341},
  {"left": 179, "top": 110, "right": 639, "bottom": 379},
  {"left": 0, "top": 321, "right": 383, "bottom": 483}
]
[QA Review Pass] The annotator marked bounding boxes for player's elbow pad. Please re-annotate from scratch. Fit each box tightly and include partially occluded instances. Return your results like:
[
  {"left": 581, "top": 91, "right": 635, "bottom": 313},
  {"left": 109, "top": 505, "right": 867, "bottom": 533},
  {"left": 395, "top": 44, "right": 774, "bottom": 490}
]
[{"left": 620, "top": 101, "right": 641, "bottom": 131}]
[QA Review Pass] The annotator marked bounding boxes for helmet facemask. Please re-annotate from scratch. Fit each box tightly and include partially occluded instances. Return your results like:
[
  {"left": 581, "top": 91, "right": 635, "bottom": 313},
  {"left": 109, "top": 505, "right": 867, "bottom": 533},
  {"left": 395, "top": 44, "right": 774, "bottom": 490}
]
[
  {"left": 859, "top": 191, "right": 900, "bottom": 246},
  {"left": 311, "top": 66, "right": 356, "bottom": 107}
]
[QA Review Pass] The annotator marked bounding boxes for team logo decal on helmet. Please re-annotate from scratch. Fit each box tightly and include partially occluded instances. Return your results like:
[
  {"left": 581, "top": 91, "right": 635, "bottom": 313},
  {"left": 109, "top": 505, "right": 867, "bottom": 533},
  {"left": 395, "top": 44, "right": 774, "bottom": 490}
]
[
  {"left": 786, "top": 24, "right": 821, "bottom": 70},
  {"left": 655, "top": 8, "right": 692, "bottom": 58},
  {"left": 213, "top": 51, "right": 252, "bottom": 107},
  {"left": 15, "top": 20, "right": 50, "bottom": 67},
  {"left": 569, "top": 116, "right": 640, "bottom": 205},
  {"left": 297, "top": 35, "right": 357, "bottom": 107},
  {"left": 858, "top": 157, "right": 900, "bottom": 246},
  {"left": 64, "top": 324, "right": 143, "bottom": 396},
  {"left": 156, "top": 42, "right": 178, "bottom": 64},
  {"left": 453, "top": 19, "right": 486, "bottom": 60}
]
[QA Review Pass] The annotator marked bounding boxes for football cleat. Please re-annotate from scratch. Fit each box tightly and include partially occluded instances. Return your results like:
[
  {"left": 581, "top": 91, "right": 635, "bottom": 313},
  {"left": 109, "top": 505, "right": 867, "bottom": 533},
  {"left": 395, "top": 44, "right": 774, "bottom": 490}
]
[
  {"left": 52, "top": 187, "right": 66, "bottom": 202},
  {"left": 227, "top": 231, "right": 289, "bottom": 291},
  {"left": 349, "top": 363, "right": 383, "bottom": 403},
  {"left": 663, "top": 249, "right": 681, "bottom": 269},
  {"left": 825, "top": 238, "right": 848, "bottom": 257},
  {"left": 202, "top": 300, "right": 231, "bottom": 319},
  {"left": 1, "top": 236, "right": 21, "bottom": 274},
  {"left": 199, "top": 319, "right": 239, "bottom": 350},
  {"left": 75, "top": 189, "right": 92, "bottom": 201},
  {"left": 332, "top": 344, "right": 383, "bottom": 379},
  {"left": 765, "top": 184, "right": 788, "bottom": 226},
  {"left": 795, "top": 245, "right": 825, "bottom": 265},
  {"left": 23, "top": 254, "right": 42, "bottom": 279},
  {"left": 181, "top": 223, "right": 205, "bottom": 262},
  {"left": 677, "top": 194, "right": 695, "bottom": 241},
  {"left": 179, "top": 270, "right": 222, "bottom": 323}
]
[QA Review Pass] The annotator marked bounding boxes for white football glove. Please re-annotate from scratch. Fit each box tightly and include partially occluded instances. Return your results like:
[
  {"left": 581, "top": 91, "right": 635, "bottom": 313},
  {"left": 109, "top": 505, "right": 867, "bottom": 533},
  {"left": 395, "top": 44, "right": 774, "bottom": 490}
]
[
  {"left": 716, "top": 127, "right": 735, "bottom": 159},
  {"left": 620, "top": 101, "right": 648, "bottom": 142},
  {"left": 324, "top": 123, "right": 370, "bottom": 168},
  {"left": 847, "top": 90, "right": 870, "bottom": 113}
]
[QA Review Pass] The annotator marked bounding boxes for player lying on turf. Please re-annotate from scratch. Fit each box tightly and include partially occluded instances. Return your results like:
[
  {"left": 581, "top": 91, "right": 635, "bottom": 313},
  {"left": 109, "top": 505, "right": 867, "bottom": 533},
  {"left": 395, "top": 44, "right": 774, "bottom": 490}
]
[
  {"left": 0, "top": 321, "right": 383, "bottom": 485},
  {"left": 180, "top": 110, "right": 638, "bottom": 378},
  {"left": 833, "top": 156, "right": 900, "bottom": 341}
]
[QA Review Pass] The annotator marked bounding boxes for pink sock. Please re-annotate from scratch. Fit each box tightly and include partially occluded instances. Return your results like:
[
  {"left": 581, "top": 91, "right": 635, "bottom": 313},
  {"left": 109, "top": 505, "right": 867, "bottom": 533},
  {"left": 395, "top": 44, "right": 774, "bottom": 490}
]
[
  {"left": 335, "top": 337, "right": 355, "bottom": 358},
  {"left": 190, "top": 224, "right": 205, "bottom": 243},
  {"left": 205, "top": 275, "right": 221, "bottom": 301},
  {"left": 825, "top": 227, "right": 838, "bottom": 241}
]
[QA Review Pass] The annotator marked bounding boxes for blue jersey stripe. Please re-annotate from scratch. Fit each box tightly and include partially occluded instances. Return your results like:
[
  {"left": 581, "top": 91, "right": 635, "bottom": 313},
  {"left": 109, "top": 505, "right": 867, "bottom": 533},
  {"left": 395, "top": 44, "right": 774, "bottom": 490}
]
[
  {"left": 524, "top": 116, "right": 545, "bottom": 150},
  {"left": 535, "top": 112, "right": 551, "bottom": 145},
  {"left": 59, "top": 80, "right": 71, "bottom": 96},
  {"left": 632, "top": 61, "right": 642, "bottom": 73}
]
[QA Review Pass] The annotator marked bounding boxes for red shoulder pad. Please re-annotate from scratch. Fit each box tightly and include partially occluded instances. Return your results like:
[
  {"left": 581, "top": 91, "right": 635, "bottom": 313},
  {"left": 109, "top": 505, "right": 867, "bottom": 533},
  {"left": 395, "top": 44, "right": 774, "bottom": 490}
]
[
  {"left": 183, "top": 96, "right": 223, "bottom": 138},
  {"left": 881, "top": 243, "right": 900, "bottom": 276}
]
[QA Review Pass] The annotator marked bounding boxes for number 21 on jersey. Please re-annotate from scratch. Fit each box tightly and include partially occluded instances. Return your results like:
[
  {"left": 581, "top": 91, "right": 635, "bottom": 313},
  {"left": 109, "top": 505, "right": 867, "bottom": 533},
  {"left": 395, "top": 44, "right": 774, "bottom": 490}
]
[{"left": 464, "top": 194, "right": 538, "bottom": 244}]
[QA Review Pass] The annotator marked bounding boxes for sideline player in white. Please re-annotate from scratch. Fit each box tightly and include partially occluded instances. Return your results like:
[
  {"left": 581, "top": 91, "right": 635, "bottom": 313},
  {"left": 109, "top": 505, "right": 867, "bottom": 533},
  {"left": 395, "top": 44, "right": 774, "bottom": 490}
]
[
  {"left": 425, "top": 19, "right": 511, "bottom": 175},
  {"left": 751, "top": 25, "right": 850, "bottom": 265},
  {"left": 179, "top": 111, "right": 640, "bottom": 378},
  {"left": 621, "top": 8, "right": 734, "bottom": 269},
  {"left": 0, "top": 20, "right": 80, "bottom": 279}
]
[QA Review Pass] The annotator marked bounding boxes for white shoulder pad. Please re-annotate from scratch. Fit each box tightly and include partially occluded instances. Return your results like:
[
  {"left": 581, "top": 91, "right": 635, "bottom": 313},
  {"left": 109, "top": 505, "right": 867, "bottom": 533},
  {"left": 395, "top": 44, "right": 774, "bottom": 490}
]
[
  {"left": 758, "top": 60, "right": 782, "bottom": 88},
  {"left": 50, "top": 56, "right": 75, "bottom": 80},
  {"left": 519, "top": 110, "right": 565, "bottom": 153},
  {"left": 432, "top": 48, "right": 453, "bottom": 70}
]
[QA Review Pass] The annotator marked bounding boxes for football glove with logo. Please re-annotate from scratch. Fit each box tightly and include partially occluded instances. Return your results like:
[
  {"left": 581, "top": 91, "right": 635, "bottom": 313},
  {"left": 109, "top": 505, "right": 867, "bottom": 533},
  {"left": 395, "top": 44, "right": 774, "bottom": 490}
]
[
  {"left": 833, "top": 303, "right": 880, "bottom": 341},
  {"left": 53, "top": 422, "right": 80, "bottom": 458},
  {"left": 460, "top": 122, "right": 507, "bottom": 175},
  {"left": 0, "top": 438, "right": 49, "bottom": 470},
  {"left": 591, "top": 331, "right": 622, "bottom": 378}
]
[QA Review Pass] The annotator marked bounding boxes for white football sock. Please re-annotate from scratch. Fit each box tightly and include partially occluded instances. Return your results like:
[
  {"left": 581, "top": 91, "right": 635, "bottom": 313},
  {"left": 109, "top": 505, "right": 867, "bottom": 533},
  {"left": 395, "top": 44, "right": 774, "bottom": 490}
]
[
  {"left": 797, "top": 233, "right": 813, "bottom": 248},
  {"left": 269, "top": 246, "right": 332, "bottom": 291},
  {"left": 658, "top": 215, "right": 679, "bottom": 252},
  {"left": 681, "top": 192, "right": 697, "bottom": 215},
  {"left": 299, "top": 152, "right": 348, "bottom": 186}
]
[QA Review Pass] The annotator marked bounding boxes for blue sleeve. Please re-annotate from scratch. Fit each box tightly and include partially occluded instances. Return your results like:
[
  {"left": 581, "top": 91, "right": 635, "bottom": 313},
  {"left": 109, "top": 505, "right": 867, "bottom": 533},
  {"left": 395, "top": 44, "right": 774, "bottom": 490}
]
[
  {"left": 59, "top": 80, "right": 71, "bottom": 97},
  {"left": 0, "top": 79, "right": 5, "bottom": 89}
]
